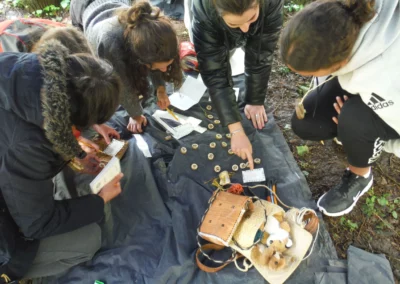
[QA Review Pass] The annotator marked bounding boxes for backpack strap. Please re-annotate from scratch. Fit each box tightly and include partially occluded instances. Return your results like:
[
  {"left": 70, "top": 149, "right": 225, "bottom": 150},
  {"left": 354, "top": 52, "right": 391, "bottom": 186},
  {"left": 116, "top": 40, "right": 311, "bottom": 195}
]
[{"left": 195, "top": 243, "right": 243, "bottom": 273}]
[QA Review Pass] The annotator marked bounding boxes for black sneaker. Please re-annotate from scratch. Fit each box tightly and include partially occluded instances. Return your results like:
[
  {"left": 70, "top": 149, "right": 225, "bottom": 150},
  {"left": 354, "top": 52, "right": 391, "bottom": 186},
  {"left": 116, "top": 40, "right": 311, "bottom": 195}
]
[{"left": 317, "top": 169, "right": 373, "bottom": 217}]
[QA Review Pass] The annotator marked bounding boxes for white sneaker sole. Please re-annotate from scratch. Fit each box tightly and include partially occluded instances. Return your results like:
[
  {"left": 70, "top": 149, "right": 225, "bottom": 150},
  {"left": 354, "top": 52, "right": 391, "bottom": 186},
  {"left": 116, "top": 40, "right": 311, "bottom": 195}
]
[{"left": 317, "top": 177, "right": 373, "bottom": 217}]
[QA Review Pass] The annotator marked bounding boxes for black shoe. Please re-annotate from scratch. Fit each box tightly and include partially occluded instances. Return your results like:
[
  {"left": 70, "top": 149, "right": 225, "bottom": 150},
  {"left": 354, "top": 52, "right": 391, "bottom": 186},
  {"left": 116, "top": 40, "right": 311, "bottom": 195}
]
[{"left": 317, "top": 169, "right": 373, "bottom": 217}]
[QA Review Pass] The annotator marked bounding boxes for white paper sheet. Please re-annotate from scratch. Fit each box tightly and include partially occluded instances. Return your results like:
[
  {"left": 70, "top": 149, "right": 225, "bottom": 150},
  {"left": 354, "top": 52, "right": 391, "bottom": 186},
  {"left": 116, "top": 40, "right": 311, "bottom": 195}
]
[
  {"left": 90, "top": 156, "right": 121, "bottom": 194},
  {"left": 242, "top": 168, "right": 266, "bottom": 183},
  {"left": 103, "top": 139, "right": 125, "bottom": 156},
  {"left": 170, "top": 76, "right": 207, "bottom": 111},
  {"left": 230, "top": 48, "right": 245, "bottom": 76},
  {"left": 133, "top": 134, "right": 152, "bottom": 158},
  {"left": 152, "top": 110, "right": 206, "bottom": 139}
]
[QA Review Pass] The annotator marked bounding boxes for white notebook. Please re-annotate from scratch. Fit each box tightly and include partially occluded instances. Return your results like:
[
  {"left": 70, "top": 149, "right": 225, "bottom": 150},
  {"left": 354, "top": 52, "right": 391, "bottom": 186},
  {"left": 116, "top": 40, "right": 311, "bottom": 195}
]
[
  {"left": 103, "top": 139, "right": 125, "bottom": 156},
  {"left": 90, "top": 156, "right": 121, "bottom": 194}
]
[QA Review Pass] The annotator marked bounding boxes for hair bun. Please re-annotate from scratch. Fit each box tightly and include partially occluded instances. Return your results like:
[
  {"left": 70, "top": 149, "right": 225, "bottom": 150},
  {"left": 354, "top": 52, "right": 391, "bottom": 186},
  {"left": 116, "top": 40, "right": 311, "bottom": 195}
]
[
  {"left": 124, "top": 1, "right": 161, "bottom": 29},
  {"left": 344, "top": 0, "right": 375, "bottom": 25}
]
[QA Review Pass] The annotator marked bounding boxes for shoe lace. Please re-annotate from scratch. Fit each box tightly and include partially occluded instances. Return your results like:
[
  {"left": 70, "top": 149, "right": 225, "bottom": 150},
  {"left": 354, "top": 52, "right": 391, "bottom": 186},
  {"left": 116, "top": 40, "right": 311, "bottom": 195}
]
[{"left": 337, "top": 170, "right": 356, "bottom": 195}]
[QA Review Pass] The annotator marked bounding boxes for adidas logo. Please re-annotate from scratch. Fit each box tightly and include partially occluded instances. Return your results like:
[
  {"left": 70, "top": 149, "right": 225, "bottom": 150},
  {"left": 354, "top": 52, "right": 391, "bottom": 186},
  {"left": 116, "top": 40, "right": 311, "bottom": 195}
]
[{"left": 367, "top": 93, "right": 394, "bottom": 110}]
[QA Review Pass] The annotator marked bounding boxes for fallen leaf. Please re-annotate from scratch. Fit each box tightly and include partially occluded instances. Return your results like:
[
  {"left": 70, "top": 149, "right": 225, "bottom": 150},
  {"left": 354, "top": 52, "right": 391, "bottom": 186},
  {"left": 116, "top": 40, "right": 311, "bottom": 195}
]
[{"left": 296, "top": 145, "right": 309, "bottom": 156}]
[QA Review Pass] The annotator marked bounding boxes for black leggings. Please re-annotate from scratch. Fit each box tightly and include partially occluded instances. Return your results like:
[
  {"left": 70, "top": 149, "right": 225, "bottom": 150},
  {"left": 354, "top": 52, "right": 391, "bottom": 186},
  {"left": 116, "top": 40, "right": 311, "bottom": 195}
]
[{"left": 291, "top": 77, "right": 400, "bottom": 168}]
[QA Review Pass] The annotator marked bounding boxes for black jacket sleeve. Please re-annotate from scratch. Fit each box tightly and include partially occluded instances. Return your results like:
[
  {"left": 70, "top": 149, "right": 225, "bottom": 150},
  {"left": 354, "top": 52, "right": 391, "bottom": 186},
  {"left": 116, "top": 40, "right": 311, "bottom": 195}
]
[
  {"left": 1, "top": 144, "right": 104, "bottom": 240},
  {"left": 192, "top": 3, "right": 240, "bottom": 126},
  {"left": 244, "top": 0, "right": 283, "bottom": 105},
  {"left": 192, "top": 0, "right": 283, "bottom": 126}
]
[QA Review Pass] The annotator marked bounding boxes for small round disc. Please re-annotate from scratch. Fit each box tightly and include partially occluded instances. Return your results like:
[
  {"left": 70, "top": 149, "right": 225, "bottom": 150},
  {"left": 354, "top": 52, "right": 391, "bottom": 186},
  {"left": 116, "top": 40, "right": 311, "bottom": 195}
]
[
  {"left": 210, "top": 142, "right": 216, "bottom": 149},
  {"left": 191, "top": 164, "right": 198, "bottom": 170},
  {"left": 216, "top": 134, "right": 222, "bottom": 140},
  {"left": 232, "top": 164, "right": 239, "bottom": 171},
  {"left": 208, "top": 153, "right": 214, "bottom": 160},
  {"left": 221, "top": 141, "right": 228, "bottom": 148},
  {"left": 206, "top": 105, "right": 212, "bottom": 111},
  {"left": 207, "top": 114, "right": 214, "bottom": 119},
  {"left": 214, "top": 120, "right": 220, "bottom": 124},
  {"left": 192, "top": 144, "right": 199, "bottom": 150},
  {"left": 226, "top": 133, "right": 232, "bottom": 139},
  {"left": 228, "top": 149, "right": 234, "bottom": 155},
  {"left": 165, "top": 135, "right": 172, "bottom": 141},
  {"left": 214, "top": 165, "right": 221, "bottom": 173},
  {"left": 240, "top": 163, "right": 246, "bottom": 169},
  {"left": 254, "top": 158, "right": 261, "bottom": 164},
  {"left": 180, "top": 147, "right": 187, "bottom": 154},
  {"left": 208, "top": 124, "right": 214, "bottom": 130}
]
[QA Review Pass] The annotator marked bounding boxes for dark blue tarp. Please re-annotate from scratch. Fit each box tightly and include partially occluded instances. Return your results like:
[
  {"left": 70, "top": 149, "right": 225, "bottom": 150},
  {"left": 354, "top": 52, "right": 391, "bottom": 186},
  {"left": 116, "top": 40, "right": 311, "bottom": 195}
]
[{"left": 49, "top": 76, "right": 340, "bottom": 283}]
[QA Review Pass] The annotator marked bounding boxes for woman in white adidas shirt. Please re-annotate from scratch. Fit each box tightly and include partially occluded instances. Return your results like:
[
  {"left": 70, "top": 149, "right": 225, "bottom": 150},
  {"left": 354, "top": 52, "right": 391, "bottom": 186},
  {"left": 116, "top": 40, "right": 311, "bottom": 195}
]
[{"left": 279, "top": 0, "right": 400, "bottom": 217}]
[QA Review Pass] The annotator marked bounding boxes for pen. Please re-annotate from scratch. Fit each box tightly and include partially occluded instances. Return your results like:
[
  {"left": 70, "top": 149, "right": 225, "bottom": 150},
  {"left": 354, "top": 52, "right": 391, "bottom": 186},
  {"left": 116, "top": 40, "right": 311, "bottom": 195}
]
[{"left": 167, "top": 107, "right": 179, "bottom": 121}]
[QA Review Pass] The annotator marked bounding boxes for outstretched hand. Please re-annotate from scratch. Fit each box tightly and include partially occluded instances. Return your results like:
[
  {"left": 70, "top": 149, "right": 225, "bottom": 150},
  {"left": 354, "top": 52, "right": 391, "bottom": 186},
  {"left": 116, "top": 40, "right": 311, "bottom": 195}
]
[
  {"left": 127, "top": 115, "right": 147, "bottom": 133},
  {"left": 93, "top": 124, "right": 120, "bottom": 144},
  {"left": 244, "top": 104, "right": 268, "bottom": 130},
  {"left": 332, "top": 96, "right": 348, "bottom": 125}
]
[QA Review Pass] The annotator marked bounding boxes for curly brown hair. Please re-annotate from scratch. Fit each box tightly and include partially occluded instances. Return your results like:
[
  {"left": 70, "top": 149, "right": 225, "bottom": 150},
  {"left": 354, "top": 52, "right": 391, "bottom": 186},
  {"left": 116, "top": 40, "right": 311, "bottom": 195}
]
[{"left": 117, "top": 1, "right": 183, "bottom": 97}]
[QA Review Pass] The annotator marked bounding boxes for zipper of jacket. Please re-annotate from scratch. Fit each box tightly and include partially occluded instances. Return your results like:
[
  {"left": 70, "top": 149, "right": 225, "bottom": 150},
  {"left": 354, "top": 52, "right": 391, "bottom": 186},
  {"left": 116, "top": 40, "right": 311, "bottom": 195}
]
[{"left": 257, "top": 0, "right": 266, "bottom": 64}]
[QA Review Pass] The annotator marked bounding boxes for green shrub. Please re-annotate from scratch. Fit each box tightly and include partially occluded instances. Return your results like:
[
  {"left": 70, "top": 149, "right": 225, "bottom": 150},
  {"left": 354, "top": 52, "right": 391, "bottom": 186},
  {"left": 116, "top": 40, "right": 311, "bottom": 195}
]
[{"left": 18, "top": 0, "right": 69, "bottom": 12}]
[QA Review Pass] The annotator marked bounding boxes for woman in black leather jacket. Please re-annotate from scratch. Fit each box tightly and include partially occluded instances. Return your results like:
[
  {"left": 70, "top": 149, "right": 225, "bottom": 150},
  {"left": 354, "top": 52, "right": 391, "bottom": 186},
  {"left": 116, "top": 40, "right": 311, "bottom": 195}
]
[{"left": 189, "top": 0, "right": 283, "bottom": 167}]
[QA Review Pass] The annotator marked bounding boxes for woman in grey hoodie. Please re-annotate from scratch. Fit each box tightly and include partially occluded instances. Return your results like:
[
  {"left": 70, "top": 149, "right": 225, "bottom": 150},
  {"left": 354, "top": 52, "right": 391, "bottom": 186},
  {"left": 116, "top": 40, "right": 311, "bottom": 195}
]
[
  {"left": 280, "top": 0, "right": 400, "bottom": 217},
  {"left": 71, "top": 0, "right": 183, "bottom": 133}
]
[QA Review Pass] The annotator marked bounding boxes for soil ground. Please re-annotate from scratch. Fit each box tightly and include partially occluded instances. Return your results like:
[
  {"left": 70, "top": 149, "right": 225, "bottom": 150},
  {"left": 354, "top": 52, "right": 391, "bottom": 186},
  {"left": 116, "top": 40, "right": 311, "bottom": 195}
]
[{"left": 1, "top": 2, "right": 398, "bottom": 281}]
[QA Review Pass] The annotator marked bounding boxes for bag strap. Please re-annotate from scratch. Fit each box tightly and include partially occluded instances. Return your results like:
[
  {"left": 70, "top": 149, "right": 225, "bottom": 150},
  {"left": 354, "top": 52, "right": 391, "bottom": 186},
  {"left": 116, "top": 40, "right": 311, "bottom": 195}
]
[{"left": 196, "top": 243, "right": 244, "bottom": 273}]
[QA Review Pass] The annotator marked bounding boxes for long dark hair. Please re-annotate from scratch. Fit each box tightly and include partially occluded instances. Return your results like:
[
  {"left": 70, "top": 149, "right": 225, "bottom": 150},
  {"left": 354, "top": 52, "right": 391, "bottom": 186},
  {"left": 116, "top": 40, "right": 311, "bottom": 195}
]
[
  {"left": 280, "top": 0, "right": 376, "bottom": 72},
  {"left": 117, "top": 1, "right": 182, "bottom": 97},
  {"left": 67, "top": 54, "right": 122, "bottom": 129},
  {"left": 213, "top": 0, "right": 260, "bottom": 15}
]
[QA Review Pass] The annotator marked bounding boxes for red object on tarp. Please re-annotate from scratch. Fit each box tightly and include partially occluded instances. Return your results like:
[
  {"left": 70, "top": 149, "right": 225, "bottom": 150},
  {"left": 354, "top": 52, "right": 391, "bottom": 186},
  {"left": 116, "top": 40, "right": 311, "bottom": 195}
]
[{"left": 179, "top": 41, "right": 198, "bottom": 72}]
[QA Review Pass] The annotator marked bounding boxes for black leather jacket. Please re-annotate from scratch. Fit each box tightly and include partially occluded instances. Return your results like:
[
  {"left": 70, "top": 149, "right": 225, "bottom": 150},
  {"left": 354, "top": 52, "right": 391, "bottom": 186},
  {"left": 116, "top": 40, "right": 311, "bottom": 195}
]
[{"left": 192, "top": 0, "right": 283, "bottom": 126}]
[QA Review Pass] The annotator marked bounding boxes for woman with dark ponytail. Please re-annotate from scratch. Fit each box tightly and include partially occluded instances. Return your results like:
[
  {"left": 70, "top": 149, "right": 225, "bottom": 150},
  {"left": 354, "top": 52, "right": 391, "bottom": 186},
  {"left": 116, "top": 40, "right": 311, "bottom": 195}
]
[
  {"left": 185, "top": 0, "right": 283, "bottom": 168},
  {"left": 280, "top": 0, "right": 400, "bottom": 217},
  {"left": 71, "top": 0, "right": 183, "bottom": 133}
]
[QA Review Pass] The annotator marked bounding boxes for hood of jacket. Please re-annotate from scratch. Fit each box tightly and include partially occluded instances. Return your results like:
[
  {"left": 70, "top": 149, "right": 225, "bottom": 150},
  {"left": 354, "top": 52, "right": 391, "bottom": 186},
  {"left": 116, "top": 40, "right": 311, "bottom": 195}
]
[
  {"left": 333, "top": 0, "right": 400, "bottom": 76},
  {"left": 0, "top": 40, "right": 82, "bottom": 160}
]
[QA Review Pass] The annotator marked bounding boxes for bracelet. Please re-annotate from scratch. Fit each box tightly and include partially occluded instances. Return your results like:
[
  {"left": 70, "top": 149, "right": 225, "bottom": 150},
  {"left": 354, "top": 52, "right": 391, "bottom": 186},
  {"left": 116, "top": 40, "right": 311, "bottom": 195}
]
[{"left": 230, "top": 129, "right": 243, "bottom": 136}]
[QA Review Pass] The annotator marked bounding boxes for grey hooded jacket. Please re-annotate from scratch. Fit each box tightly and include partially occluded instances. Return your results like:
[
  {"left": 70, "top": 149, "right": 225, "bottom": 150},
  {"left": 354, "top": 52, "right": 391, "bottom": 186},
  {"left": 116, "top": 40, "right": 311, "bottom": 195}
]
[{"left": 332, "top": 0, "right": 400, "bottom": 156}]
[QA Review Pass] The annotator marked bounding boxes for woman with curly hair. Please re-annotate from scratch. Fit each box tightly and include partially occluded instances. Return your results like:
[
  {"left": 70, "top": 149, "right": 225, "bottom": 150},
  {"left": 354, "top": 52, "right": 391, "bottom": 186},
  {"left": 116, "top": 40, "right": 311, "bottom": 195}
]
[{"left": 71, "top": 0, "right": 183, "bottom": 133}]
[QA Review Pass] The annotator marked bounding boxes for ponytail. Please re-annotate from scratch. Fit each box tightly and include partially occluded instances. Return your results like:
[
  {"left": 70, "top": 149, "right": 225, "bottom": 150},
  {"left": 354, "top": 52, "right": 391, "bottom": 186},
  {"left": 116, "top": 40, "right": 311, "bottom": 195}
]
[
  {"left": 280, "top": 0, "right": 376, "bottom": 72},
  {"left": 343, "top": 0, "right": 376, "bottom": 25},
  {"left": 118, "top": 1, "right": 160, "bottom": 33}
]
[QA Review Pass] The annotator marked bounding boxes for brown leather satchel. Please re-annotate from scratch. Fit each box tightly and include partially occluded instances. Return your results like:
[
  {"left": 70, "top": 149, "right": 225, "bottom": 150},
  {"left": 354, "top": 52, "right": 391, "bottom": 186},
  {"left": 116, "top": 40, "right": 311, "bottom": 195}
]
[
  {"left": 196, "top": 191, "right": 257, "bottom": 273},
  {"left": 196, "top": 189, "right": 316, "bottom": 284},
  {"left": 198, "top": 191, "right": 255, "bottom": 247}
]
